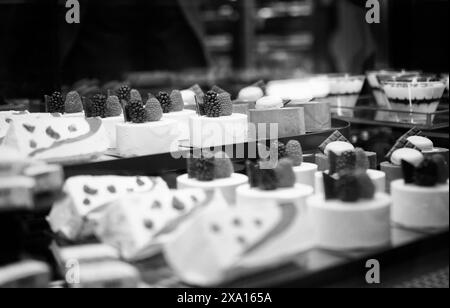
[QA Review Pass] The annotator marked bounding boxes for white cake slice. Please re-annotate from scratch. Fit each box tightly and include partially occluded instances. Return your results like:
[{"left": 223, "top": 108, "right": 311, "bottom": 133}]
[
  {"left": 95, "top": 189, "right": 207, "bottom": 260},
  {"left": 47, "top": 176, "right": 168, "bottom": 240},
  {"left": 163, "top": 190, "right": 293, "bottom": 286},
  {"left": 0, "top": 111, "right": 55, "bottom": 144},
  {"left": 2, "top": 117, "right": 108, "bottom": 163}
]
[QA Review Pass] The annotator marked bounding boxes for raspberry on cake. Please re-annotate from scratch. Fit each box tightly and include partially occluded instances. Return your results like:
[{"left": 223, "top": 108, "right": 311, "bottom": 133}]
[
  {"left": 177, "top": 151, "right": 248, "bottom": 205},
  {"left": 116, "top": 98, "right": 179, "bottom": 157},
  {"left": 63, "top": 91, "right": 85, "bottom": 117},
  {"left": 391, "top": 155, "right": 449, "bottom": 230},
  {"left": 308, "top": 169, "right": 391, "bottom": 250}
]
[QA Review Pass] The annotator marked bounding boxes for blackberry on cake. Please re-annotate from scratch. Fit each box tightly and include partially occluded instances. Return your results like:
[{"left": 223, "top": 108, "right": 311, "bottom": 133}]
[
  {"left": 204, "top": 91, "right": 221, "bottom": 118},
  {"left": 170, "top": 90, "right": 184, "bottom": 112},
  {"left": 90, "top": 94, "right": 107, "bottom": 118},
  {"left": 157, "top": 92, "right": 172, "bottom": 114},
  {"left": 105, "top": 95, "right": 123, "bottom": 117},
  {"left": 47, "top": 91, "right": 65, "bottom": 113},
  {"left": 336, "top": 151, "right": 356, "bottom": 174},
  {"left": 145, "top": 98, "right": 163, "bottom": 122},
  {"left": 117, "top": 85, "right": 132, "bottom": 102},
  {"left": 270, "top": 141, "right": 286, "bottom": 159},
  {"left": 126, "top": 100, "right": 147, "bottom": 123}
]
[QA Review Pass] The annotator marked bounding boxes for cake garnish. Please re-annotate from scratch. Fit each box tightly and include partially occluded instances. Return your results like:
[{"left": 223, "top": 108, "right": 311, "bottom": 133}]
[
  {"left": 157, "top": 92, "right": 172, "bottom": 114},
  {"left": 217, "top": 92, "right": 233, "bottom": 116},
  {"left": 190, "top": 84, "right": 205, "bottom": 99},
  {"left": 116, "top": 85, "right": 132, "bottom": 102},
  {"left": 105, "top": 95, "right": 123, "bottom": 117},
  {"left": 193, "top": 154, "right": 216, "bottom": 182},
  {"left": 170, "top": 90, "right": 184, "bottom": 112},
  {"left": 126, "top": 100, "right": 147, "bottom": 123},
  {"left": 46, "top": 91, "right": 65, "bottom": 114},
  {"left": 390, "top": 148, "right": 424, "bottom": 166},
  {"left": 385, "top": 127, "right": 423, "bottom": 160},
  {"left": 90, "top": 94, "right": 107, "bottom": 118},
  {"left": 172, "top": 197, "right": 186, "bottom": 211},
  {"left": 270, "top": 140, "right": 286, "bottom": 160},
  {"left": 401, "top": 155, "right": 447, "bottom": 187},
  {"left": 285, "top": 140, "right": 303, "bottom": 166},
  {"left": 319, "top": 131, "right": 350, "bottom": 154},
  {"left": 145, "top": 98, "right": 163, "bottom": 122},
  {"left": 107, "top": 185, "right": 116, "bottom": 193},
  {"left": 204, "top": 91, "right": 221, "bottom": 118},
  {"left": 355, "top": 148, "right": 370, "bottom": 170},
  {"left": 323, "top": 170, "right": 376, "bottom": 202},
  {"left": 274, "top": 159, "right": 296, "bottom": 188},
  {"left": 65, "top": 91, "right": 84, "bottom": 114},
  {"left": 259, "top": 168, "right": 278, "bottom": 191},
  {"left": 130, "top": 89, "right": 142, "bottom": 102},
  {"left": 255, "top": 96, "right": 283, "bottom": 110},
  {"left": 246, "top": 160, "right": 260, "bottom": 188},
  {"left": 23, "top": 124, "right": 35, "bottom": 133},
  {"left": 213, "top": 152, "right": 234, "bottom": 179}
]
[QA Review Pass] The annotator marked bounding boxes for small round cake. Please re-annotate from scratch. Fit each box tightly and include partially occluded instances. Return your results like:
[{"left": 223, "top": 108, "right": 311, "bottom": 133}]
[
  {"left": 178, "top": 151, "right": 247, "bottom": 205},
  {"left": 308, "top": 193, "right": 391, "bottom": 250},
  {"left": 315, "top": 169, "right": 386, "bottom": 195},
  {"left": 391, "top": 154, "right": 449, "bottom": 230}
]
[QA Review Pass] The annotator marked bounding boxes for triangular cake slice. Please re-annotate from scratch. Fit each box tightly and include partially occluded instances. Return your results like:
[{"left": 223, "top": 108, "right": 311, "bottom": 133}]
[
  {"left": 47, "top": 176, "right": 168, "bottom": 240},
  {"left": 2, "top": 117, "right": 108, "bottom": 162},
  {"left": 163, "top": 190, "right": 294, "bottom": 287},
  {"left": 94, "top": 188, "right": 207, "bottom": 260}
]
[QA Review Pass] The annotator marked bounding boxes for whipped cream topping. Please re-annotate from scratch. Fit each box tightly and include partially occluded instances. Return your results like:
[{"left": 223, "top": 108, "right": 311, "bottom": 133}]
[
  {"left": 390, "top": 148, "right": 424, "bottom": 166},
  {"left": 328, "top": 75, "right": 365, "bottom": 95},
  {"left": 406, "top": 136, "right": 434, "bottom": 151},
  {"left": 255, "top": 96, "right": 284, "bottom": 110},
  {"left": 238, "top": 86, "right": 264, "bottom": 102},
  {"left": 324, "top": 141, "right": 355, "bottom": 156}
]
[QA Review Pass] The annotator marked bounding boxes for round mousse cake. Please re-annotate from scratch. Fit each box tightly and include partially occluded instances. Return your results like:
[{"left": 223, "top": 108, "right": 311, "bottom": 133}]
[
  {"left": 391, "top": 180, "right": 449, "bottom": 229},
  {"left": 381, "top": 75, "right": 446, "bottom": 124},
  {"left": 308, "top": 193, "right": 391, "bottom": 250}
]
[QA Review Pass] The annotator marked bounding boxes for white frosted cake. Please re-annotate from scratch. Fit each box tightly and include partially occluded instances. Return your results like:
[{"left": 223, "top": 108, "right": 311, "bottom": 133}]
[
  {"left": 116, "top": 97, "right": 180, "bottom": 157},
  {"left": 391, "top": 154, "right": 449, "bottom": 230},
  {"left": 2, "top": 117, "right": 108, "bottom": 163},
  {"left": 308, "top": 193, "right": 391, "bottom": 250},
  {"left": 47, "top": 176, "right": 168, "bottom": 240},
  {"left": 178, "top": 151, "right": 247, "bottom": 205},
  {"left": 1, "top": 112, "right": 58, "bottom": 144}
]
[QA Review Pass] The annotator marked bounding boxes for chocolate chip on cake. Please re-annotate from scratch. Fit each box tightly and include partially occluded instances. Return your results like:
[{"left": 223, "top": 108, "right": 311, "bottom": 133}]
[
  {"left": 68, "top": 124, "right": 78, "bottom": 132},
  {"left": 83, "top": 185, "right": 98, "bottom": 195},
  {"left": 29, "top": 140, "right": 37, "bottom": 149},
  {"left": 23, "top": 124, "right": 35, "bottom": 133},
  {"left": 136, "top": 177, "right": 145, "bottom": 187},
  {"left": 107, "top": 185, "right": 117, "bottom": 193},
  {"left": 172, "top": 197, "right": 185, "bottom": 211},
  {"left": 83, "top": 198, "right": 91, "bottom": 206},
  {"left": 152, "top": 200, "right": 162, "bottom": 209},
  {"left": 144, "top": 219, "right": 154, "bottom": 230},
  {"left": 45, "top": 126, "right": 61, "bottom": 140}
]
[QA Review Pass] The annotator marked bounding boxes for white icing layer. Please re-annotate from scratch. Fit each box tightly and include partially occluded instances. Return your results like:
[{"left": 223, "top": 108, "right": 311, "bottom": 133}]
[
  {"left": 101, "top": 115, "right": 124, "bottom": 149},
  {"left": 328, "top": 75, "right": 365, "bottom": 95},
  {"left": 116, "top": 119, "right": 179, "bottom": 157},
  {"left": 307, "top": 193, "right": 391, "bottom": 250},
  {"left": 391, "top": 180, "right": 449, "bottom": 229},
  {"left": 163, "top": 109, "right": 196, "bottom": 141},
  {"left": 383, "top": 81, "right": 446, "bottom": 100},
  {"left": 324, "top": 141, "right": 355, "bottom": 156},
  {"left": 189, "top": 114, "right": 248, "bottom": 148}
]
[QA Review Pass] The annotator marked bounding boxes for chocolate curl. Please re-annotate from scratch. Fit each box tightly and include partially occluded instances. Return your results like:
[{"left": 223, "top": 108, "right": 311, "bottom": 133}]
[
  {"left": 318, "top": 131, "right": 351, "bottom": 154},
  {"left": 385, "top": 127, "right": 423, "bottom": 160}
]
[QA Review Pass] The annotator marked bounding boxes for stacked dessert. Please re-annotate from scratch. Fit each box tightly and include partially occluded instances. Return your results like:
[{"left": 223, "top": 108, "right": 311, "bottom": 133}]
[
  {"left": 381, "top": 128, "right": 449, "bottom": 192},
  {"left": 308, "top": 169, "right": 391, "bottom": 251},
  {"left": 380, "top": 74, "right": 446, "bottom": 124},
  {"left": 249, "top": 95, "right": 305, "bottom": 139},
  {"left": 177, "top": 151, "right": 248, "bottom": 205},
  {"left": 116, "top": 95, "right": 179, "bottom": 157},
  {"left": 320, "top": 74, "right": 365, "bottom": 117},
  {"left": 391, "top": 155, "right": 449, "bottom": 230},
  {"left": 190, "top": 86, "right": 248, "bottom": 148},
  {"left": 264, "top": 140, "right": 318, "bottom": 188},
  {"left": 314, "top": 143, "right": 386, "bottom": 195},
  {"left": 315, "top": 131, "right": 377, "bottom": 171}
]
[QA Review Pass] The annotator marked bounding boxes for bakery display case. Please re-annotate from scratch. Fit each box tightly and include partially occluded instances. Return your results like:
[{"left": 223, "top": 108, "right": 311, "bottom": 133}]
[{"left": 0, "top": 0, "right": 449, "bottom": 289}]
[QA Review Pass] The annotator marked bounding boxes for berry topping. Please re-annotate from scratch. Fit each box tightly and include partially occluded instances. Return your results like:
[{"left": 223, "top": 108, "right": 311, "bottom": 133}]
[
  {"left": 90, "top": 94, "right": 107, "bottom": 118},
  {"left": 130, "top": 89, "right": 142, "bottom": 102},
  {"left": 157, "top": 92, "right": 172, "bottom": 114},
  {"left": 355, "top": 171, "right": 376, "bottom": 199},
  {"left": 105, "top": 95, "right": 123, "bottom": 117},
  {"left": 217, "top": 92, "right": 233, "bottom": 116},
  {"left": 285, "top": 140, "right": 303, "bottom": 166},
  {"left": 213, "top": 152, "right": 234, "bottom": 179},
  {"left": 65, "top": 91, "right": 84, "bottom": 113},
  {"left": 336, "top": 172, "right": 360, "bottom": 202},
  {"left": 116, "top": 85, "right": 131, "bottom": 102},
  {"left": 47, "top": 92, "right": 64, "bottom": 114},
  {"left": 170, "top": 90, "right": 184, "bottom": 112},
  {"left": 145, "top": 98, "right": 163, "bottom": 122},
  {"left": 274, "top": 159, "right": 296, "bottom": 188},
  {"left": 431, "top": 155, "right": 449, "bottom": 184},
  {"left": 194, "top": 154, "right": 216, "bottom": 182},
  {"left": 355, "top": 148, "right": 370, "bottom": 170},
  {"left": 415, "top": 159, "right": 439, "bottom": 187},
  {"left": 204, "top": 91, "right": 221, "bottom": 118},
  {"left": 126, "top": 100, "right": 147, "bottom": 123}
]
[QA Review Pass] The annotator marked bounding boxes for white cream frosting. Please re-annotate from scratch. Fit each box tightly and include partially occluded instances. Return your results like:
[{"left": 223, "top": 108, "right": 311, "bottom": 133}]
[
  {"left": 324, "top": 141, "right": 355, "bottom": 156},
  {"left": 163, "top": 109, "right": 196, "bottom": 141},
  {"left": 390, "top": 148, "right": 424, "bottom": 166},
  {"left": 238, "top": 87, "right": 264, "bottom": 102},
  {"left": 406, "top": 136, "right": 434, "bottom": 151},
  {"left": 255, "top": 96, "right": 283, "bottom": 110}
]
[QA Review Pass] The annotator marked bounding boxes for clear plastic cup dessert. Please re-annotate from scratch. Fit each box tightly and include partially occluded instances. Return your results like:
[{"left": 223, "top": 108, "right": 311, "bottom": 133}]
[
  {"left": 380, "top": 74, "right": 446, "bottom": 124},
  {"left": 327, "top": 74, "right": 365, "bottom": 117}
]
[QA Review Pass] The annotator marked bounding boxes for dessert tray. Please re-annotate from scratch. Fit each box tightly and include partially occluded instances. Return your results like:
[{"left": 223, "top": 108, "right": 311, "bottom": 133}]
[{"left": 332, "top": 96, "right": 449, "bottom": 130}]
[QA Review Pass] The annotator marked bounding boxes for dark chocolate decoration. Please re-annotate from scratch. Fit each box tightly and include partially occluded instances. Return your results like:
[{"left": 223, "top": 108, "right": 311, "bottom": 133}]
[
  {"left": 385, "top": 127, "right": 423, "bottom": 160},
  {"left": 23, "top": 124, "right": 35, "bottom": 133},
  {"left": 328, "top": 150, "right": 339, "bottom": 175},
  {"left": 401, "top": 160, "right": 416, "bottom": 184},
  {"left": 172, "top": 197, "right": 185, "bottom": 211},
  {"left": 68, "top": 124, "right": 77, "bottom": 132},
  {"left": 83, "top": 185, "right": 98, "bottom": 195},
  {"left": 152, "top": 200, "right": 162, "bottom": 209},
  {"left": 144, "top": 219, "right": 154, "bottom": 230},
  {"left": 45, "top": 126, "right": 61, "bottom": 140},
  {"left": 107, "top": 185, "right": 116, "bottom": 193},
  {"left": 401, "top": 157, "right": 440, "bottom": 187},
  {"left": 323, "top": 173, "right": 338, "bottom": 200},
  {"left": 136, "top": 177, "right": 145, "bottom": 187},
  {"left": 83, "top": 198, "right": 91, "bottom": 206},
  {"left": 318, "top": 131, "right": 350, "bottom": 154},
  {"left": 29, "top": 140, "right": 37, "bottom": 149}
]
